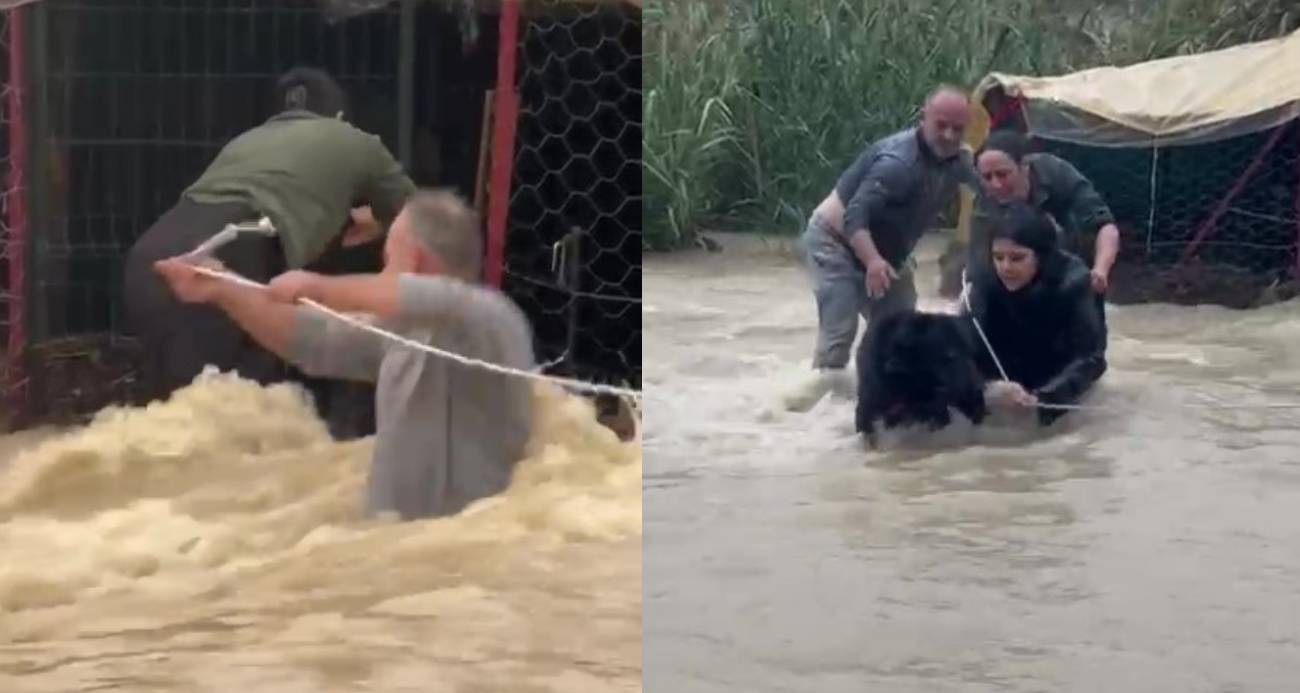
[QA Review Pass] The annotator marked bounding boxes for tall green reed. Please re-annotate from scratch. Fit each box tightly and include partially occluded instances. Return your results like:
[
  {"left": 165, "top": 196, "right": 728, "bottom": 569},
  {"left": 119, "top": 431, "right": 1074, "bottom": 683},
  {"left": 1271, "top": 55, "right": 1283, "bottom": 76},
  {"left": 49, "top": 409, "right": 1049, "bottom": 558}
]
[{"left": 645, "top": 0, "right": 1300, "bottom": 249}]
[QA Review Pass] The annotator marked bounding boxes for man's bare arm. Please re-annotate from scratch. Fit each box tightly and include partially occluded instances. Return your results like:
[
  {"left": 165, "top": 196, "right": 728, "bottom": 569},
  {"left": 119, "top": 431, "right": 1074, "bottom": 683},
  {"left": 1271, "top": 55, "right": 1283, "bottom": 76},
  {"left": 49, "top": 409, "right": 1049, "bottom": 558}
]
[
  {"left": 846, "top": 228, "right": 887, "bottom": 268},
  {"left": 1093, "top": 223, "right": 1120, "bottom": 275},
  {"left": 842, "top": 155, "right": 911, "bottom": 271},
  {"left": 276, "top": 272, "right": 402, "bottom": 320},
  {"left": 154, "top": 259, "right": 385, "bottom": 382},
  {"left": 209, "top": 281, "right": 300, "bottom": 360}
]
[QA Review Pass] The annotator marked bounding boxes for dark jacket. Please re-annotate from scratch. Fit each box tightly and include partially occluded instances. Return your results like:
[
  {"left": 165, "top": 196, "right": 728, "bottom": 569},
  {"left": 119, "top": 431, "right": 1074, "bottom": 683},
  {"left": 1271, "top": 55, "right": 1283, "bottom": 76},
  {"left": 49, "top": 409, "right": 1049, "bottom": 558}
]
[
  {"left": 964, "top": 251, "right": 1108, "bottom": 424},
  {"left": 969, "top": 153, "right": 1116, "bottom": 278},
  {"left": 835, "top": 127, "right": 980, "bottom": 267}
]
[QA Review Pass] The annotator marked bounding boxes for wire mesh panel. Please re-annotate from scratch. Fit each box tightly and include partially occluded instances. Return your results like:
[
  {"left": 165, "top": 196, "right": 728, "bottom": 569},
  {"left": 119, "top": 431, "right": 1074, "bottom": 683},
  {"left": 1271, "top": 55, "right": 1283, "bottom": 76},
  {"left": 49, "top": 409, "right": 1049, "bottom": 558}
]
[
  {"left": 1040, "top": 121, "right": 1300, "bottom": 275},
  {"left": 1160, "top": 124, "right": 1299, "bottom": 272},
  {"left": 37, "top": 0, "right": 402, "bottom": 342},
  {"left": 503, "top": 0, "right": 642, "bottom": 391},
  {"left": 1036, "top": 138, "right": 1155, "bottom": 266},
  {"left": 11, "top": 0, "right": 404, "bottom": 423}
]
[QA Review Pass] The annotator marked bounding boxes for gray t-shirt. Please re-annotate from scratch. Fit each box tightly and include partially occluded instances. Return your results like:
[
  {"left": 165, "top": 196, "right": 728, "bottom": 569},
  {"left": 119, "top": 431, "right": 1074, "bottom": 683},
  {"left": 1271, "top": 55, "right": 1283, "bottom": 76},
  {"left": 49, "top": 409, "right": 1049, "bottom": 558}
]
[{"left": 288, "top": 273, "right": 535, "bottom": 520}]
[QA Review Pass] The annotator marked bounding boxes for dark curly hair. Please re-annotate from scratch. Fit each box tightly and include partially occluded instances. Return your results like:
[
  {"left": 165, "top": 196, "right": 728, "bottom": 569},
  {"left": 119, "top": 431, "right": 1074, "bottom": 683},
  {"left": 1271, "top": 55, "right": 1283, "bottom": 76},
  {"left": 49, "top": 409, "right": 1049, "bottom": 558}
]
[
  {"left": 273, "top": 66, "right": 349, "bottom": 119},
  {"left": 976, "top": 129, "right": 1031, "bottom": 164}
]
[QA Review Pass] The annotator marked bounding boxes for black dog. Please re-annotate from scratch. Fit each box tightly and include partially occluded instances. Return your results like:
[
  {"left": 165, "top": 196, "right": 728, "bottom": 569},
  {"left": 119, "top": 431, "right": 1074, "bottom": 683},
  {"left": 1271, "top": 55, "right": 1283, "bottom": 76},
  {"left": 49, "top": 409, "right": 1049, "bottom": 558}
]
[{"left": 854, "top": 309, "right": 988, "bottom": 444}]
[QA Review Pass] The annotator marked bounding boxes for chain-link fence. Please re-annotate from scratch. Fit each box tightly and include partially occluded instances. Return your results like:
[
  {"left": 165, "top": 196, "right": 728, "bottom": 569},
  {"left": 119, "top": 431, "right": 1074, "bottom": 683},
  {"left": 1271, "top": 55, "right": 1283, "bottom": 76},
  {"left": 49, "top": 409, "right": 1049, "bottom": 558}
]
[
  {"left": 1042, "top": 122, "right": 1300, "bottom": 274},
  {"left": 1035, "top": 120, "right": 1300, "bottom": 306},
  {"left": 502, "top": 0, "right": 641, "bottom": 396}
]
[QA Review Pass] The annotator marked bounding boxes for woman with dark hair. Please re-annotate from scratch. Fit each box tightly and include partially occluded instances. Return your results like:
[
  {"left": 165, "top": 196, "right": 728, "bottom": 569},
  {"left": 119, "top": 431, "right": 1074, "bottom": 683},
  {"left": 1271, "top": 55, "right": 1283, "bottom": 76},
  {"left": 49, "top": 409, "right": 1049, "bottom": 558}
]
[
  {"left": 274, "top": 66, "right": 350, "bottom": 119},
  {"left": 961, "top": 201, "right": 1108, "bottom": 424},
  {"left": 965, "top": 129, "right": 1120, "bottom": 295},
  {"left": 123, "top": 65, "right": 415, "bottom": 421}
]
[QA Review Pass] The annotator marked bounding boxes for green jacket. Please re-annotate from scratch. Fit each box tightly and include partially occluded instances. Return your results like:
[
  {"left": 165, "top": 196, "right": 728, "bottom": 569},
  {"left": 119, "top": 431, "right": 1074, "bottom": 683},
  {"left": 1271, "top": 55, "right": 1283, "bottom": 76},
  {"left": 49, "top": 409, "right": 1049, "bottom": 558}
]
[{"left": 184, "top": 110, "right": 415, "bottom": 268}]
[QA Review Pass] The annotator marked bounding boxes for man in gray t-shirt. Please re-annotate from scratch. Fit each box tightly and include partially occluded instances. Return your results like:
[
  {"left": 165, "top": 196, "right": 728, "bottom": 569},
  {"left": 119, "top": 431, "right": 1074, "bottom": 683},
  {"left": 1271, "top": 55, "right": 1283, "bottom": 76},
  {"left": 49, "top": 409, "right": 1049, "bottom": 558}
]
[{"left": 154, "top": 190, "right": 535, "bottom": 521}]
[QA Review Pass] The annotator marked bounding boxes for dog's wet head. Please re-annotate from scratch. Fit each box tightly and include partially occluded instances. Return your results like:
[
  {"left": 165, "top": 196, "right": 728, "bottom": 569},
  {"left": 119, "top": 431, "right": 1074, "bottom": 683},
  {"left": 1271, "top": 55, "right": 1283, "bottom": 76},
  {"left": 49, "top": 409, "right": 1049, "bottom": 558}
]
[{"left": 855, "top": 310, "right": 989, "bottom": 441}]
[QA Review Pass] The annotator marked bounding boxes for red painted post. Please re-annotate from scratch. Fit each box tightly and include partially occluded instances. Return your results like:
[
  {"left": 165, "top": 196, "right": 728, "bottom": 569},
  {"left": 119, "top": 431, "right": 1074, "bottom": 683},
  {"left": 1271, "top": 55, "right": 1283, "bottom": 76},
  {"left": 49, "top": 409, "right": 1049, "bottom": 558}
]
[
  {"left": 987, "top": 95, "right": 1024, "bottom": 131},
  {"left": 484, "top": 0, "right": 521, "bottom": 288},
  {"left": 5, "top": 6, "right": 29, "bottom": 419}
]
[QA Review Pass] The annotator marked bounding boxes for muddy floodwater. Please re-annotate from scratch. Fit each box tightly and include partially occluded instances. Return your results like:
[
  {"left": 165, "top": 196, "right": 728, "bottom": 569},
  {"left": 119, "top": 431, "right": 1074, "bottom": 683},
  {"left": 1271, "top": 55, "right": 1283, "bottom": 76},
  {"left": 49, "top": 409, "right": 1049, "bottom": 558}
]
[
  {"left": 645, "top": 232, "right": 1300, "bottom": 693},
  {"left": 0, "top": 373, "right": 641, "bottom": 692}
]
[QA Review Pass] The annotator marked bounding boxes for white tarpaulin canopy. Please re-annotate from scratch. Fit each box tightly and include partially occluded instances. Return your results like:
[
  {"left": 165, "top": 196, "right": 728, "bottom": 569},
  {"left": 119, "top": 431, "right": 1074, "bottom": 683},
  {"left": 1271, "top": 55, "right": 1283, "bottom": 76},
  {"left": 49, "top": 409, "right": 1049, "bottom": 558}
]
[{"left": 973, "top": 27, "right": 1300, "bottom": 148}]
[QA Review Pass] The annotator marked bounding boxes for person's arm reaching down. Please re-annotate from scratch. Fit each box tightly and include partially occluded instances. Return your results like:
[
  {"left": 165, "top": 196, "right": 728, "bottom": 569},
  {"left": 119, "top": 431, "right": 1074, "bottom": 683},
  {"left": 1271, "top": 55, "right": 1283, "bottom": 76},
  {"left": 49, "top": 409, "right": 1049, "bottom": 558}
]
[
  {"left": 843, "top": 155, "right": 913, "bottom": 297},
  {"left": 1053, "top": 157, "right": 1119, "bottom": 293},
  {"left": 1091, "top": 223, "right": 1120, "bottom": 292}
]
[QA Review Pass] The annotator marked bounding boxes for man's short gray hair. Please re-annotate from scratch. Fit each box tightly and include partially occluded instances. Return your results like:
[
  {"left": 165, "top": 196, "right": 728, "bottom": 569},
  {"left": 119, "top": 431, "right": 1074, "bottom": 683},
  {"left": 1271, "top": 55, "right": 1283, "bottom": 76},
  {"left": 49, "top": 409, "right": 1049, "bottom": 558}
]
[
  {"left": 924, "top": 83, "right": 970, "bottom": 106},
  {"left": 405, "top": 189, "right": 484, "bottom": 280}
]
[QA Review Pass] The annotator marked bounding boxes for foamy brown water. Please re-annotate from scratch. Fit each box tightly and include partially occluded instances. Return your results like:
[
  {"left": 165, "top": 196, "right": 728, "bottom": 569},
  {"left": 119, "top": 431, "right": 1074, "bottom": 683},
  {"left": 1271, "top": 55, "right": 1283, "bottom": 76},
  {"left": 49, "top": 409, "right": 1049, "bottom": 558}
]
[
  {"left": 0, "top": 371, "right": 641, "bottom": 692},
  {"left": 644, "top": 232, "right": 1300, "bottom": 693}
]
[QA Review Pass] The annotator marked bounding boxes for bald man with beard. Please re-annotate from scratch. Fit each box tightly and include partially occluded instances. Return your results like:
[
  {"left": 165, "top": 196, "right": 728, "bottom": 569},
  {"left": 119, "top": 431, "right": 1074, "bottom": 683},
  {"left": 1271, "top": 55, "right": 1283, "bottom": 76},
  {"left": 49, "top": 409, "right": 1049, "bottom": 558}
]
[{"left": 795, "top": 85, "right": 982, "bottom": 403}]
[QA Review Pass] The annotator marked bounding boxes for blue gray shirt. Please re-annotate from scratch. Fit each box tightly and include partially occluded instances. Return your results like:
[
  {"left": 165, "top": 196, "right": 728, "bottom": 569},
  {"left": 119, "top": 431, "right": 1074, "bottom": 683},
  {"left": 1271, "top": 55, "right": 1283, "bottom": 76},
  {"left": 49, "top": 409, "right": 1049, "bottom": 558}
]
[{"left": 834, "top": 127, "right": 980, "bottom": 267}]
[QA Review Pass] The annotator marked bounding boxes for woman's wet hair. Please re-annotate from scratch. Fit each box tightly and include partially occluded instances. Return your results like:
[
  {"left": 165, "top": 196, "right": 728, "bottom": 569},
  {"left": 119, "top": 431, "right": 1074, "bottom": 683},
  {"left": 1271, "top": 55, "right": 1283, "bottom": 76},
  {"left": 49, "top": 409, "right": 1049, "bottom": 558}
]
[
  {"left": 273, "top": 67, "right": 349, "bottom": 118},
  {"left": 977, "top": 129, "right": 1031, "bottom": 164},
  {"left": 989, "top": 200, "right": 1059, "bottom": 258}
]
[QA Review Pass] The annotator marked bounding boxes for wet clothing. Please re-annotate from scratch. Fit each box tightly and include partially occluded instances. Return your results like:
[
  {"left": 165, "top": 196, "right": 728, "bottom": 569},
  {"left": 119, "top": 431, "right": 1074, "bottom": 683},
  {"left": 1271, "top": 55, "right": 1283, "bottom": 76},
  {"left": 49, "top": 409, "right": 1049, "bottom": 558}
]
[
  {"left": 288, "top": 274, "right": 535, "bottom": 521},
  {"left": 968, "top": 152, "right": 1116, "bottom": 281},
  {"left": 123, "top": 198, "right": 291, "bottom": 400},
  {"left": 834, "top": 127, "right": 980, "bottom": 268},
  {"left": 803, "top": 127, "right": 978, "bottom": 368},
  {"left": 184, "top": 109, "right": 415, "bottom": 269},
  {"left": 962, "top": 250, "right": 1108, "bottom": 424},
  {"left": 294, "top": 234, "right": 387, "bottom": 441},
  {"left": 801, "top": 214, "right": 916, "bottom": 369},
  {"left": 124, "top": 108, "right": 415, "bottom": 408}
]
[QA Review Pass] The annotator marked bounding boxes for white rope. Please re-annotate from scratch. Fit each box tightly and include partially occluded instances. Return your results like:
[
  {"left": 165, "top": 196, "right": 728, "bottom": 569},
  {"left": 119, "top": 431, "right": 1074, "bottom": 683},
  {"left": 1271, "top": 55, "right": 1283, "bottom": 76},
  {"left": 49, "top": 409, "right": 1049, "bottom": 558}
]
[
  {"left": 962, "top": 277, "right": 1120, "bottom": 412},
  {"left": 960, "top": 271, "right": 1010, "bottom": 381},
  {"left": 185, "top": 217, "right": 278, "bottom": 259},
  {"left": 1040, "top": 400, "right": 1300, "bottom": 412},
  {"left": 190, "top": 265, "right": 642, "bottom": 400}
]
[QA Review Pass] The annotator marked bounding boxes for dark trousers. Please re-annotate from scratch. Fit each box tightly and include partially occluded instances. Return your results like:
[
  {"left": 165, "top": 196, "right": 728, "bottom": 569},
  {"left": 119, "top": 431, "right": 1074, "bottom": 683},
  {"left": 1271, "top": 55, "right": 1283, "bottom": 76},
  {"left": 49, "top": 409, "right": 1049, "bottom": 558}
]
[
  {"left": 123, "top": 197, "right": 380, "bottom": 440},
  {"left": 123, "top": 197, "right": 289, "bottom": 403},
  {"left": 296, "top": 233, "right": 383, "bottom": 440}
]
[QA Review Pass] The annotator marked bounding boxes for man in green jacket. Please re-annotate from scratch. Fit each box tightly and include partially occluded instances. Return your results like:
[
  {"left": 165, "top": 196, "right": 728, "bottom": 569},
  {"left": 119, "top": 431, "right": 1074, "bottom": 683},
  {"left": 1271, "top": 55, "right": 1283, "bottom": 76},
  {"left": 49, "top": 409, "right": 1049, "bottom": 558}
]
[{"left": 123, "top": 66, "right": 415, "bottom": 406}]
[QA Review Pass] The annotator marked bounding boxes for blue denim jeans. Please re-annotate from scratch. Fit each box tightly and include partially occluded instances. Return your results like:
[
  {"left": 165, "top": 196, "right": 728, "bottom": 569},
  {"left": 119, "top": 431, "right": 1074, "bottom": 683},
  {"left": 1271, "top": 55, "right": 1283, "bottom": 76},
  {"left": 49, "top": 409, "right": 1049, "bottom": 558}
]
[{"left": 800, "top": 214, "right": 917, "bottom": 369}]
